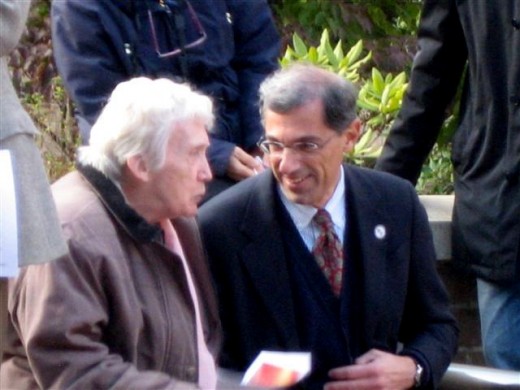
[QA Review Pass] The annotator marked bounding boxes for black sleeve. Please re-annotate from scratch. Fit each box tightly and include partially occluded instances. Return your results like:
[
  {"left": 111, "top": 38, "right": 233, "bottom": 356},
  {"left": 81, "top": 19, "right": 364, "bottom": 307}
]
[{"left": 375, "top": 0, "right": 467, "bottom": 184}]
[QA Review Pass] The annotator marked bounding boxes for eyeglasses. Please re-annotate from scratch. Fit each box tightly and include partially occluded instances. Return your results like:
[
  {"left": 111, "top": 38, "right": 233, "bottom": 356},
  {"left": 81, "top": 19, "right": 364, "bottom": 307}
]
[
  {"left": 257, "top": 135, "right": 335, "bottom": 156},
  {"left": 147, "top": 0, "right": 207, "bottom": 58}
]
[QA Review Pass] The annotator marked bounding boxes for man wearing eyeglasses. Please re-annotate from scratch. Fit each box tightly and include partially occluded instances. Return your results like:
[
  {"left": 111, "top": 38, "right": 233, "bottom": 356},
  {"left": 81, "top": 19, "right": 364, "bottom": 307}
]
[
  {"left": 198, "top": 64, "right": 458, "bottom": 389},
  {"left": 51, "top": 0, "right": 280, "bottom": 200}
]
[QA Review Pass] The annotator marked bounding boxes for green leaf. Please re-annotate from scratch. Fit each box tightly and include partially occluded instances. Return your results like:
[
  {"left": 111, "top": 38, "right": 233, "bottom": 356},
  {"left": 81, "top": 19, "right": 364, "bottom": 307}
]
[
  {"left": 293, "top": 33, "right": 308, "bottom": 57},
  {"left": 387, "top": 72, "right": 407, "bottom": 91},
  {"left": 319, "top": 29, "right": 330, "bottom": 48},
  {"left": 308, "top": 46, "right": 318, "bottom": 63},
  {"left": 380, "top": 85, "right": 391, "bottom": 111},
  {"left": 345, "top": 40, "right": 363, "bottom": 66},
  {"left": 348, "top": 51, "right": 372, "bottom": 70},
  {"left": 333, "top": 41, "right": 344, "bottom": 61},
  {"left": 371, "top": 68, "right": 385, "bottom": 95},
  {"left": 354, "top": 127, "right": 373, "bottom": 151},
  {"left": 325, "top": 43, "right": 339, "bottom": 68},
  {"left": 356, "top": 98, "right": 380, "bottom": 112}
]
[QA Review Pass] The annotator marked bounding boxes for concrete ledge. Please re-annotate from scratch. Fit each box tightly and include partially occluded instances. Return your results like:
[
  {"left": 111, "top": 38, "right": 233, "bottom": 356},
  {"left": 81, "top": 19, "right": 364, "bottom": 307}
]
[
  {"left": 420, "top": 195, "right": 454, "bottom": 260},
  {"left": 440, "top": 363, "right": 520, "bottom": 389}
]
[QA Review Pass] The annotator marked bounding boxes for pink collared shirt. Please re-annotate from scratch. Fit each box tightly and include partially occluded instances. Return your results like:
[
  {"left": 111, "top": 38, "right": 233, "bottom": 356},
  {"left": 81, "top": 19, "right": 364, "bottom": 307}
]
[{"left": 160, "top": 219, "right": 217, "bottom": 389}]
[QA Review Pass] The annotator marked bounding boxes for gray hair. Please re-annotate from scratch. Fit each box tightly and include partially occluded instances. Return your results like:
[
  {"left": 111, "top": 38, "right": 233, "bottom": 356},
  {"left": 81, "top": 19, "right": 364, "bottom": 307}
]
[
  {"left": 259, "top": 63, "right": 358, "bottom": 133},
  {"left": 78, "top": 77, "right": 213, "bottom": 182}
]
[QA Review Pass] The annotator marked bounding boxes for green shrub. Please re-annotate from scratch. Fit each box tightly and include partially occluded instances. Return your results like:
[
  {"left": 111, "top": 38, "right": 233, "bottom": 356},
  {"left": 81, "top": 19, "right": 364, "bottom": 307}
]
[
  {"left": 280, "top": 30, "right": 372, "bottom": 82},
  {"left": 271, "top": 0, "right": 421, "bottom": 47},
  {"left": 357, "top": 68, "right": 407, "bottom": 132},
  {"left": 416, "top": 144, "right": 454, "bottom": 195},
  {"left": 271, "top": 0, "right": 422, "bottom": 75}
]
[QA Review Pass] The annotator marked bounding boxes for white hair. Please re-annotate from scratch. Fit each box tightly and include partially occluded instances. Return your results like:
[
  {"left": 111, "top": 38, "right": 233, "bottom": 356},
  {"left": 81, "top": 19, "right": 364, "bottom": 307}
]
[{"left": 77, "top": 77, "right": 214, "bottom": 182}]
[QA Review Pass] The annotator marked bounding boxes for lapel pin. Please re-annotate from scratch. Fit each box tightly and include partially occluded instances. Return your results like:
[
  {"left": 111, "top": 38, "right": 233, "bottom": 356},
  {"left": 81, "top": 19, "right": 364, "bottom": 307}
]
[{"left": 374, "top": 224, "right": 386, "bottom": 240}]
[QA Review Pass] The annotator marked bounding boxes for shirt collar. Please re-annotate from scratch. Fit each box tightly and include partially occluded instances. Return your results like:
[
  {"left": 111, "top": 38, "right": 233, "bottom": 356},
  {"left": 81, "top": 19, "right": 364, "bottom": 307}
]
[{"left": 278, "top": 166, "right": 346, "bottom": 230}]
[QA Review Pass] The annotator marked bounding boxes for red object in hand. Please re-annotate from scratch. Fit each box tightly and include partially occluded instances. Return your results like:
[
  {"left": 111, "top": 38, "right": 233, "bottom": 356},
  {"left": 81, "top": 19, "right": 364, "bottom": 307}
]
[{"left": 247, "top": 363, "right": 299, "bottom": 388}]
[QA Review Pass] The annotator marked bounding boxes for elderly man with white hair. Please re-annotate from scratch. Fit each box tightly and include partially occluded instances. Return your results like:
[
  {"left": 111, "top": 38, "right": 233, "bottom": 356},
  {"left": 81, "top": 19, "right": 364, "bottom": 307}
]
[{"left": 0, "top": 77, "right": 221, "bottom": 389}]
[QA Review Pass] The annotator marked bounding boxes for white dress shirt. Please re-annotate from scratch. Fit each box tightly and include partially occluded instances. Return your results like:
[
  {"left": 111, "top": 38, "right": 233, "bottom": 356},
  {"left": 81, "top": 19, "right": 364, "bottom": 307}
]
[{"left": 278, "top": 167, "right": 346, "bottom": 252}]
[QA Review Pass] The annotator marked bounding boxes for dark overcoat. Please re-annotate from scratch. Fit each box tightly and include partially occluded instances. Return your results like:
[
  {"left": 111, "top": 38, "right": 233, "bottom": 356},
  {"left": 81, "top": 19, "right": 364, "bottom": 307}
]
[{"left": 375, "top": 0, "right": 520, "bottom": 283}]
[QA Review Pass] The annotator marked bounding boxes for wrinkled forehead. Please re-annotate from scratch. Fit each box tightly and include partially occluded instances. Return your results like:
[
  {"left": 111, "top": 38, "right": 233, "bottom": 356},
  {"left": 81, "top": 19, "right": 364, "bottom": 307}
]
[{"left": 168, "top": 117, "right": 211, "bottom": 147}]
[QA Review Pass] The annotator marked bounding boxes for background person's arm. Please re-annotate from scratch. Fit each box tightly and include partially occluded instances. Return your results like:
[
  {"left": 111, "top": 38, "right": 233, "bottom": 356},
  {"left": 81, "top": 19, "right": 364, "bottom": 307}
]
[{"left": 375, "top": 0, "right": 467, "bottom": 184}]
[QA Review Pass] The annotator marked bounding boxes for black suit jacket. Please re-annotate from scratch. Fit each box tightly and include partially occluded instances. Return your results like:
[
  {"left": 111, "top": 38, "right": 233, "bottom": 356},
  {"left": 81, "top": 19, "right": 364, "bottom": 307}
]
[{"left": 198, "top": 165, "right": 458, "bottom": 388}]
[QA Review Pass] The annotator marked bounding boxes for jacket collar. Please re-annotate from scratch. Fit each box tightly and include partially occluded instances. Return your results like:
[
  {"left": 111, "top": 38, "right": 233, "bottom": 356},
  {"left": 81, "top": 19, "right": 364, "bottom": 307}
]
[{"left": 77, "top": 163, "right": 162, "bottom": 243}]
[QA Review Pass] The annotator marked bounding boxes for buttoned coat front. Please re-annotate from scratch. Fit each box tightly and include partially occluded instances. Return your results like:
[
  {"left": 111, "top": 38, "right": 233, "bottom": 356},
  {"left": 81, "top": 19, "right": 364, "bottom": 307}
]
[{"left": 198, "top": 166, "right": 458, "bottom": 389}]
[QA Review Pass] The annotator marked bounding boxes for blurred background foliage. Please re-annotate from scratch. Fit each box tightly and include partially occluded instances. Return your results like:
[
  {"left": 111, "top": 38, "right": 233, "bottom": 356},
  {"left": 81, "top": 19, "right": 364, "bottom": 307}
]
[
  {"left": 9, "top": 0, "right": 78, "bottom": 180},
  {"left": 270, "top": 0, "right": 421, "bottom": 73},
  {"left": 10, "top": 0, "right": 454, "bottom": 194}
]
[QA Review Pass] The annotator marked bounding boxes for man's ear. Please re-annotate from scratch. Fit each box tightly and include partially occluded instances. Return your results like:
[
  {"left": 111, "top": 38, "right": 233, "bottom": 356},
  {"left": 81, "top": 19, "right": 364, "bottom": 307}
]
[
  {"left": 126, "top": 154, "right": 150, "bottom": 182},
  {"left": 343, "top": 118, "right": 362, "bottom": 152}
]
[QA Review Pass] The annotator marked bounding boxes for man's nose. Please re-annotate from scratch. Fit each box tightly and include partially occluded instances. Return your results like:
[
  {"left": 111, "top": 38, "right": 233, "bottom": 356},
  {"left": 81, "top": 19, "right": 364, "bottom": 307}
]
[
  {"left": 199, "top": 157, "right": 213, "bottom": 182},
  {"left": 277, "top": 148, "right": 301, "bottom": 174}
]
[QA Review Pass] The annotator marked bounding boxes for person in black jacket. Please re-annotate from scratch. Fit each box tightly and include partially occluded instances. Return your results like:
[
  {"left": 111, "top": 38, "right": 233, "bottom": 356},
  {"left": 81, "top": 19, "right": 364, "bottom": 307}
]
[
  {"left": 199, "top": 64, "right": 458, "bottom": 389},
  {"left": 51, "top": 0, "right": 280, "bottom": 200},
  {"left": 375, "top": 0, "right": 520, "bottom": 370}
]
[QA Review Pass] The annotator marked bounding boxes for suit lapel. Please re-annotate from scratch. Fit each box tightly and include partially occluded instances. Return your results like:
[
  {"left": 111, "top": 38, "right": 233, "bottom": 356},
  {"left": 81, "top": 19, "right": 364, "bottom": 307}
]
[
  {"left": 239, "top": 173, "right": 300, "bottom": 349},
  {"left": 343, "top": 166, "right": 389, "bottom": 349}
]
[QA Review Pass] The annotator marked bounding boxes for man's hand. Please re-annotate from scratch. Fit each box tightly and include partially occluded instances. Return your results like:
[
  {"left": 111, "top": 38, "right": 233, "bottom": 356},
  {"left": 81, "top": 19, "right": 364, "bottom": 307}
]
[
  {"left": 324, "top": 349, "right": 416, "bottom": 390},
  {"left": 226, "top": 146, "right": 265, "bottom": 181}
]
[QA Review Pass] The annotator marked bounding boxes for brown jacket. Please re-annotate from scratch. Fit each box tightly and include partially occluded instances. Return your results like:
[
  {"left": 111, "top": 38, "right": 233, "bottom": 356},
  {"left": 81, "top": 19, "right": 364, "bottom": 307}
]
[{"left": 0, "top": 165, "right": 221, "bottom": 389}]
